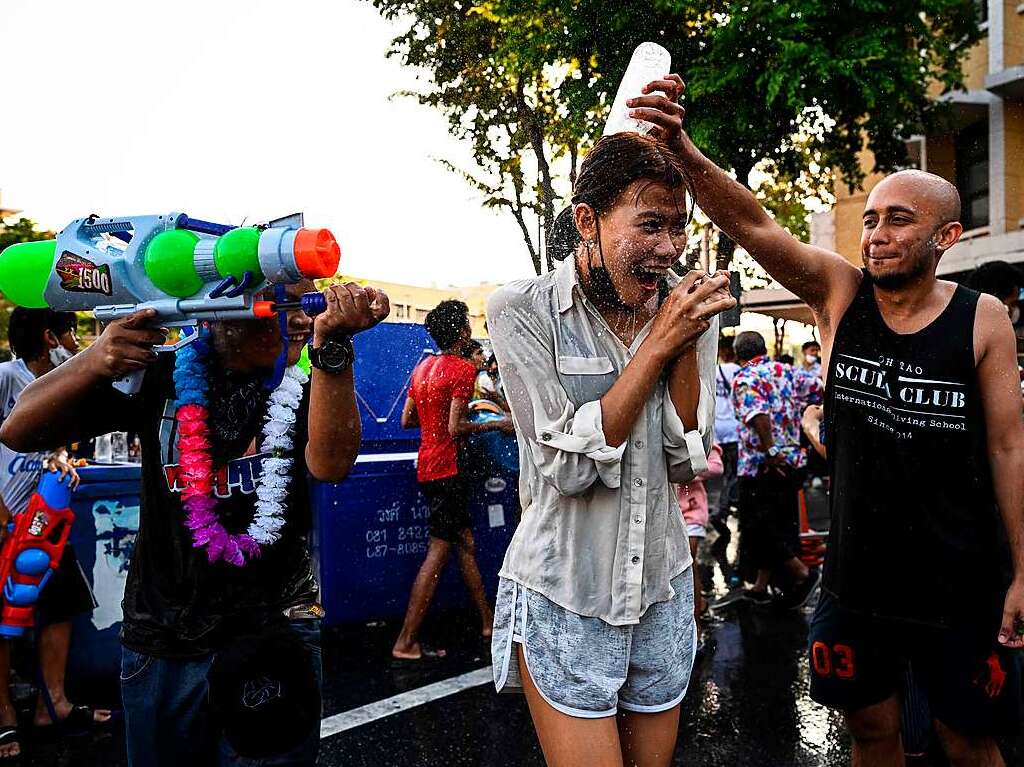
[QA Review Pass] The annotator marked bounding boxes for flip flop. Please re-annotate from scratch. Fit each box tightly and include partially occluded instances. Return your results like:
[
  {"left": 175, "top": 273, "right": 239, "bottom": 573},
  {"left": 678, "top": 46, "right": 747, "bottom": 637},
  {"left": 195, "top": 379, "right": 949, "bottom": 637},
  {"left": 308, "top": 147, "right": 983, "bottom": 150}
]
[
  {"left": 0, "top": 726, "right": 20, "bottom": 760},
  {"left": 34, "top": 705, "right": 113, "bottom": 737}
]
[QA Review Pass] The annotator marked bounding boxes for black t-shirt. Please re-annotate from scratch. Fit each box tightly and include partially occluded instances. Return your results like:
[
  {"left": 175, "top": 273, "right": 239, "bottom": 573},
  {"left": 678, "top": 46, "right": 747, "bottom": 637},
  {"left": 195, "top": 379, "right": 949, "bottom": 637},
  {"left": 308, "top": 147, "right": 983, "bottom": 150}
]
[
  {"left": 103, "top": 355, "right": 318, "bottom": 658},
  {"left": 823, "top": 275, "right": 1009, "bottom": 627}
]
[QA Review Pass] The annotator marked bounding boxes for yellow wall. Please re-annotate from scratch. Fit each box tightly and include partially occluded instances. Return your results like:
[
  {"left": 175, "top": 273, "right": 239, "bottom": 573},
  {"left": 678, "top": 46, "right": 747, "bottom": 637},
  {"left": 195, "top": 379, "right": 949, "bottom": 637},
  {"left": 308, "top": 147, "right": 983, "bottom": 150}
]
[
  {"left": 1006, "top": 100, "right": 1024, "bottom": 227},
  {"left": 832, "top": 148, "right": 887, "bottom": 265},
  {"left": 338, "top": 276, "right": 500, "bottom": 338},
  {"left": 925, "top": 134, "right": 956, "bottom": 184},
  {"left": 1006, "top": 1, "right": 1024, "bottom": 69},
  {"left": 962, "top": 36, "right": 990, "bottom": 92}
]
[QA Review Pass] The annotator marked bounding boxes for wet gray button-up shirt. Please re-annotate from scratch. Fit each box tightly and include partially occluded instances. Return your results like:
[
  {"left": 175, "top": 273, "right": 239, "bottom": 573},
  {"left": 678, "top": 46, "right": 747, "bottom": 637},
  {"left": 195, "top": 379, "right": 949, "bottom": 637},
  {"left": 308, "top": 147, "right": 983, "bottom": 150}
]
[{"left": 486, "top": 260, "right": 717, "bottom": 626}]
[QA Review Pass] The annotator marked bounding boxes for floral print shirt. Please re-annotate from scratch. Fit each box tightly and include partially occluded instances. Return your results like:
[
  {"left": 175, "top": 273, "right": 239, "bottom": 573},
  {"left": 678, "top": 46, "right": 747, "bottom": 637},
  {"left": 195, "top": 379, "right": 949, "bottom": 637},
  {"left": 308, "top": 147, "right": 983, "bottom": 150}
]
[{"left": 731, "top": 355, "right": 823, "bottom": 477}]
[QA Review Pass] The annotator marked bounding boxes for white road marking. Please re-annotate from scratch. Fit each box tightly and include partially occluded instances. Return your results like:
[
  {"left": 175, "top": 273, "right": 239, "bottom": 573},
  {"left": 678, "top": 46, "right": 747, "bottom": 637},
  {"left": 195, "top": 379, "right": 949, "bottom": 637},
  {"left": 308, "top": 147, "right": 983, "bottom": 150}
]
[{"left": 320, "top": 667, "right": 492, "bottom": 739}]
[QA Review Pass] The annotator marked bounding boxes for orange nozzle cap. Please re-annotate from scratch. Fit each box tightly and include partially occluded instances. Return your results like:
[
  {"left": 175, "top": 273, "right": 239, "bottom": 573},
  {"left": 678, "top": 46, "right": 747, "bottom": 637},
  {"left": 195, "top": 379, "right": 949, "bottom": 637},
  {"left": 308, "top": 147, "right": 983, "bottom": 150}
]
[
  {"left": 293, "top": 228, "right": 340, "bottom": 279},
  {"left": 253, "top": 300, "right": 276, "bottom": 318}
]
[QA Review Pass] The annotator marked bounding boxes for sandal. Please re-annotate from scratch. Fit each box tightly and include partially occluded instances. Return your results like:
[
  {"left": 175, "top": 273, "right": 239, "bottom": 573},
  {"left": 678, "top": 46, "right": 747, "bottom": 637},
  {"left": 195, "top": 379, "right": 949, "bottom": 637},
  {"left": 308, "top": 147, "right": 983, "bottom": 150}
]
[
  {"left": 0, "top": 726, "right": 20, "bottom": 759},
  {"left": 35, "top": 705, "right": 113, "bottom": 737}
]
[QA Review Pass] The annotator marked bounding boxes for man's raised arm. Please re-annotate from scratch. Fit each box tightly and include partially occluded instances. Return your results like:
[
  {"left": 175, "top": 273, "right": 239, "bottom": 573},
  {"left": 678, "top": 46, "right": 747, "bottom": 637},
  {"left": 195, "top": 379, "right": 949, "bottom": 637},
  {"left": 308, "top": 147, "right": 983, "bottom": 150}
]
[{"left": 627, "top": 75, "right": 861, "bottom": 323}]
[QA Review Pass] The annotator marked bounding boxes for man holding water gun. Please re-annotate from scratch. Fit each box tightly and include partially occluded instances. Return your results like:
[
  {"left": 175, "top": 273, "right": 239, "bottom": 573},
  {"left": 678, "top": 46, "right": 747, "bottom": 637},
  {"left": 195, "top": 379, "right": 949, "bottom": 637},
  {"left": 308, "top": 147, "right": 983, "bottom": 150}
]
[{"left": 0, "top": 215, "right": 390, "bottom": 766}]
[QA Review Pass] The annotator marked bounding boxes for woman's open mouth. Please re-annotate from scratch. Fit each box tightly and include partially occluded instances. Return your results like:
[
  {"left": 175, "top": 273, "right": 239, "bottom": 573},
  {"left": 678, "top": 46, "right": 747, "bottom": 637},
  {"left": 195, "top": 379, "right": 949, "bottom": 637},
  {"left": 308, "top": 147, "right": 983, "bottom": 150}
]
[{"left": 632, "top": 264, "right": 668, "bottom": 291}]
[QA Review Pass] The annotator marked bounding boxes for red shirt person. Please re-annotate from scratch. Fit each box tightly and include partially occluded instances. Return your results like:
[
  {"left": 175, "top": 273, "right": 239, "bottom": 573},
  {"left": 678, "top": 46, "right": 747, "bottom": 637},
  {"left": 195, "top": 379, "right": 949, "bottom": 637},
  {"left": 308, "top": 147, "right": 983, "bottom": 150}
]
[
  {"left": 392, "top": 300, "right": 513, "bottom": 662},
  {"left": 409, "top": 353, "right": 477, "bottom": 483}
]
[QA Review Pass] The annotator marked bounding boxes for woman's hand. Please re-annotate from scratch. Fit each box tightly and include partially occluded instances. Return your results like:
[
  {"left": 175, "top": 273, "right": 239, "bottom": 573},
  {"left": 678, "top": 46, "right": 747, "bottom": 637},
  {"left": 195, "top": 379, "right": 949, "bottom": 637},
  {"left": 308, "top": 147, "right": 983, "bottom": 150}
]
[
  {"left": 626, "top": 74, "right": 687, "bottom": 151},
  {"left": 647, "top": 271, "right": 736, "bottom": 362}
]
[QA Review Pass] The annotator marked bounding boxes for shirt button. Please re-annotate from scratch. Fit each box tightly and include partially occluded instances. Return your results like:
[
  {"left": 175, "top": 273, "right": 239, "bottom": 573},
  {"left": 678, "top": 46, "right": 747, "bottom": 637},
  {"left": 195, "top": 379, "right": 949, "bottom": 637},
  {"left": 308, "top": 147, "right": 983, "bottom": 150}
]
[
  {"left": 634, "top": 439, "right": 644, "bottom": 449},
  {"left": 633, "top": 477, "right": 643, "bottom": 487},
  {"left": 540, "top": 431, "right": 552, "bottom": 441},
  {"left": 631, "top": 555, "right": 640, "bottom": 564},
  {"left": 634, "top": 515, "right": 642, "bottom": 524}
]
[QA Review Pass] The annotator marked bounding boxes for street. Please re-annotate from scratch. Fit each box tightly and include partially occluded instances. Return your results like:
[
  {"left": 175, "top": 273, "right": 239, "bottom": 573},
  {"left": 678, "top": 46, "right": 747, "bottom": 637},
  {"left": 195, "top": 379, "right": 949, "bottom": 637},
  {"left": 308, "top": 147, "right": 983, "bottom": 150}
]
[{"left": 20, "top": 585, "right": 1023, "bottom": 767}]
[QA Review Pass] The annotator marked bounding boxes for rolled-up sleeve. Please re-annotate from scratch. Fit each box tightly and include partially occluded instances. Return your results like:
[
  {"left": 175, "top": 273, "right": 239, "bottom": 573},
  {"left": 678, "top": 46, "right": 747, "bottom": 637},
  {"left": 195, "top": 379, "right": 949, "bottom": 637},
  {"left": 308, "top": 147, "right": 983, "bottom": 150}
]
[
  {"left": 487, "top": 285, "right": 625, "bottom": 496},
  {"left": 662, "top": 317, "right": 718, "bottom": 484}
]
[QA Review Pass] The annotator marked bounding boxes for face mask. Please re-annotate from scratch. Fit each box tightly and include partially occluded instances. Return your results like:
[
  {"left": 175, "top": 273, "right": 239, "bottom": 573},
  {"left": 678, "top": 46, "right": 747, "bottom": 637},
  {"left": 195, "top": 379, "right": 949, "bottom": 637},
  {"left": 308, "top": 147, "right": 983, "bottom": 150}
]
[
  {"left": 49, "top": 345, "right": 74, "bottom": 367},
  {"left": 1011, "top": 306, "right": 1021, "bottom": 325},
  {"left": 805, "top": 353, "right": 819, "bottom": 365}
]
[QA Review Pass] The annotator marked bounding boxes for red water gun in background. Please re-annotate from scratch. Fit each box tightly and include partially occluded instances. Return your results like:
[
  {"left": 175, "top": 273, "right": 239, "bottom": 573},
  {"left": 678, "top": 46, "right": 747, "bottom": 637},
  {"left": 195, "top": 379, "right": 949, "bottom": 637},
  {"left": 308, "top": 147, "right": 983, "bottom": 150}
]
[{"left": 0, "top": 472, "right": 75, "bottom": 638}]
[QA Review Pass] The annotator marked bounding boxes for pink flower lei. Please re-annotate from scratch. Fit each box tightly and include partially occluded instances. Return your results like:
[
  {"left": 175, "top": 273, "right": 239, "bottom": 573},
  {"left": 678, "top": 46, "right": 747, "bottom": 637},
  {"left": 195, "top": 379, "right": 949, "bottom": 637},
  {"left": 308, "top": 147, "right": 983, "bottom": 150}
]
[{"left": 172, "top": 330, "right": 307, "bottom": 567}]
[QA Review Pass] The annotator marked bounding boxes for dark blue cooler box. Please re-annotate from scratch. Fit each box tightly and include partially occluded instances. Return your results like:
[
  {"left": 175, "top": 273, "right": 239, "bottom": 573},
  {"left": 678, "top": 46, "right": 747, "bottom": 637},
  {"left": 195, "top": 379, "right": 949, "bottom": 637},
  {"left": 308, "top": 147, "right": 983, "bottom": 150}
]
[{"left": 66, "top": 463, "right": 140, "bottom": 682}]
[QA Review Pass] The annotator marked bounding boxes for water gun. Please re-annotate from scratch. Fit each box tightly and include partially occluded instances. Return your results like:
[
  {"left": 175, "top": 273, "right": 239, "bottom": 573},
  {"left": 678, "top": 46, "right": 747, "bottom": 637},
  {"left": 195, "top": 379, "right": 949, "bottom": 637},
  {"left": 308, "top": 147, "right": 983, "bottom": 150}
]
[
  {"left": 0, "top": 471, "right": 75, "bottom": 638},
  {"left": 0, "top": 212, "right": 340, "bottom": 393}
]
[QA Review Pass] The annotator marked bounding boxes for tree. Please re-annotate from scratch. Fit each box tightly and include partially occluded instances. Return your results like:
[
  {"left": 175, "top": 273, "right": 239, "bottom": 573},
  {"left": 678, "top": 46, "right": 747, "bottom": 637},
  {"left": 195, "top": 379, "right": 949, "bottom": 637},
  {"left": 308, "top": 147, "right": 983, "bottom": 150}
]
[
  {"left": 0, "top": 217, "right": 55, "bottom": 352},
  {"left": 371, "top": 0, "right": 983, "bottom": 276}
]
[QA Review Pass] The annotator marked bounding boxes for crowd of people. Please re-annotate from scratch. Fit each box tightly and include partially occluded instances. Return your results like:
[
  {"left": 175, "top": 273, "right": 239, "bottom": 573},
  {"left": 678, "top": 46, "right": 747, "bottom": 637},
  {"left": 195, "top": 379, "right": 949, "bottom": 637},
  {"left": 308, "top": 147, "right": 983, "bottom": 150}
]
[{"left": 0, "top": 68, "right": 1020, "bottom": 767}]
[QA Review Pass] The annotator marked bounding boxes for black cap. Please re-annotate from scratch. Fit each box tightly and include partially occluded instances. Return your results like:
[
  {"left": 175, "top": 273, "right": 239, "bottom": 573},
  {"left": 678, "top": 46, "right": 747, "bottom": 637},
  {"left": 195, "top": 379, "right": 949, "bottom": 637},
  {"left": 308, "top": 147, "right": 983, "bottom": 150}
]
[{"left": 207, "top": 624, "right": 321, "bottom": 758}]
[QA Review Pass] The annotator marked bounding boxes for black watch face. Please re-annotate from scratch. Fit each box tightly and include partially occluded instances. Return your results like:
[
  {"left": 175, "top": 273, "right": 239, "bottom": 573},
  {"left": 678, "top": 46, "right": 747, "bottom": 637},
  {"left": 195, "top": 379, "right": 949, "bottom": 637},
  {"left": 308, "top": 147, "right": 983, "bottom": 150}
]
[{"left": 318, "top": 340, "right": 352, "bottom": 370}]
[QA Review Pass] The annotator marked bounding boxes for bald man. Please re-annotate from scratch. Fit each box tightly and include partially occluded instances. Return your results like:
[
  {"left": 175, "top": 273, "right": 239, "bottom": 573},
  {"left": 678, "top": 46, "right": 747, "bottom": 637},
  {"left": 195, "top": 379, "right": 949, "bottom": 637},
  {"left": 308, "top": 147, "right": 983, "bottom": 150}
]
[{"left": 627, "top": 78, "right": 1024, "bottom": 766}]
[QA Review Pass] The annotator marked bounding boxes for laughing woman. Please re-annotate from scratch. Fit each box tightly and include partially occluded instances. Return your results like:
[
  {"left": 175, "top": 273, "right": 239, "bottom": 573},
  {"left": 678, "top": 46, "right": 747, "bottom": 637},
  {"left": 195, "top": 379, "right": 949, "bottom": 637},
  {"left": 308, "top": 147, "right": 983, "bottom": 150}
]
[{"left": 487, "top": 131, "right": 736, "bottom": 767}]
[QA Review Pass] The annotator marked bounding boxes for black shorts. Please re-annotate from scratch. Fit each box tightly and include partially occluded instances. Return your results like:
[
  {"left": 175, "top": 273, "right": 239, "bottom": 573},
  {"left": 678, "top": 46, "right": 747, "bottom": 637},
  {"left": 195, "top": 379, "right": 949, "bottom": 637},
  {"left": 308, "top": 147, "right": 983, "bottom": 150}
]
[
  {"left": 420, "top": 476, "right": 471, "bottom": 543},
  {"left": 809, "top": 590, "right": 1020, "bottom": 736},
  {"left": 36, "top": 544, "right": 98, "bottom": 627}
]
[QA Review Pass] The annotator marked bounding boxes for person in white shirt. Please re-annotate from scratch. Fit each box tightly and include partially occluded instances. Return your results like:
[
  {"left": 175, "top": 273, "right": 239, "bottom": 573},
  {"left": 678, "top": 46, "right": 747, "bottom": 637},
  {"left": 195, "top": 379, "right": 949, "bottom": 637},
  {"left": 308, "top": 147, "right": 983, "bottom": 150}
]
[
  {"left": 0, "top": 309, "right": 108, "bottom": 759},
  {"left": 488, "top": 131, "right": 735, "bottom": 766}
]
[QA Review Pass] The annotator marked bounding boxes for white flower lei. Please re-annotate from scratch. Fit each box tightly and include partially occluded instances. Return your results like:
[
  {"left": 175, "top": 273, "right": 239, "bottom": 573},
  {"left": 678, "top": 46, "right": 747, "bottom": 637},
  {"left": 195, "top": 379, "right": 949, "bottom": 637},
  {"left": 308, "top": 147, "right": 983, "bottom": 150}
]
[{"left": 250, "top": 365, "right": 308, "bottom": 545}]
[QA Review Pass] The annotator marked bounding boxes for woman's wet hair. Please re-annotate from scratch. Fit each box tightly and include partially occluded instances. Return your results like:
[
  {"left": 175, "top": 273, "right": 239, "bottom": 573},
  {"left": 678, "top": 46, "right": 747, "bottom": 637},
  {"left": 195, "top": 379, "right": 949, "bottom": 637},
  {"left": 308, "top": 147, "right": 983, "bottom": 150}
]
[{"left": 549, "top": 133, "right": 693, "bottom": 262}]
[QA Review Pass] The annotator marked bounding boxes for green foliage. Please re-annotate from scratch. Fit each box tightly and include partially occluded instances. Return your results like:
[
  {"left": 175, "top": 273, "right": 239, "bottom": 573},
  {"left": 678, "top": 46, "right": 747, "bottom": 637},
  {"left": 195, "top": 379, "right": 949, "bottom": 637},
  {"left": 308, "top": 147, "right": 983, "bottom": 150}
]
[
  {"left": 371, "top": 0, "right": 983, "bottom": 274},
  {"left": 0, "top": 218, "right": 55, "bottom": 351}
]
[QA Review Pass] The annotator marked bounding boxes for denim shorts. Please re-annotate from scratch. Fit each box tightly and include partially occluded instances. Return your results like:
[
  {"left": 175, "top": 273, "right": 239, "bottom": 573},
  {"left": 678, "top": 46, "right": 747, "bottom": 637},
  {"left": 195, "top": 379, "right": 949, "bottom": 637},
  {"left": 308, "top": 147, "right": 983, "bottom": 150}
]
[{"left": 491, "top": 568, "right": 696, "bottom": 718}]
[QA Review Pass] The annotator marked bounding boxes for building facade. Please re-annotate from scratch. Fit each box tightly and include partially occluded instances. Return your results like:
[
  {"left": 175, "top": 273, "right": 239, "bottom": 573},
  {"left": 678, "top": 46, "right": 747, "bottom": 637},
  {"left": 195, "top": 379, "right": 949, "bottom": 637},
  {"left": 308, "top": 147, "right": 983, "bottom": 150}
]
[{"left": 812, "top": 0, "right": 1024, "bottom": 277}]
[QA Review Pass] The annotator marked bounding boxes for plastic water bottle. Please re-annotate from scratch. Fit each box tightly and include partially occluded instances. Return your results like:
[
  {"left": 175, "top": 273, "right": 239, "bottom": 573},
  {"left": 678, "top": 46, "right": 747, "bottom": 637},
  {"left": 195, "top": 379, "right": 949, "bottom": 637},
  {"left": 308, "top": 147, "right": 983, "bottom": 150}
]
[
  {"left": 111, "top": 432, "right": 129, "bottom": 463},
  {"left": 603, "top": 42, "right": 673, "bottom": 137},
  {"left": 94, "top": 433, "right": 112, "bottom": 463}
]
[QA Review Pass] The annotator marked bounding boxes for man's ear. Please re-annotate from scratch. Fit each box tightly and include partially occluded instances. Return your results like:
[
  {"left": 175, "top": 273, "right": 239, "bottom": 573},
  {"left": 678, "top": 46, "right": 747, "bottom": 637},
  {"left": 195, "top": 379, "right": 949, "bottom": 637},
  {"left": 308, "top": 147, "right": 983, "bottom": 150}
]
[
  {"left": 43, "top": 329, "right": 60, "bottom": 350},
  {"left": 934, "top": 220, "right": 964, "bottom": 253},
  {"left": 574, "top": 203, "right": 597, "bottom": 244}
]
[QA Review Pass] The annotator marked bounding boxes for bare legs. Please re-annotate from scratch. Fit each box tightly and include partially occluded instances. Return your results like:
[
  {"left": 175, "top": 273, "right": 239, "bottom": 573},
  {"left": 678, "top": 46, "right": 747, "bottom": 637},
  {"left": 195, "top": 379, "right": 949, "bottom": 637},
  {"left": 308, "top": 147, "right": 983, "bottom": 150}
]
[
  {"left": 518, "top": 647, "right": 679, "bottom": 767},
  {"left": 33, "top": 621, "right": 111, "bottom": 726},
  {"left": 845, "top": 696, "right": 1004, "bottom": 767},
  {"left": 392, "top": 530, "right": 493, "bottom": 659}
]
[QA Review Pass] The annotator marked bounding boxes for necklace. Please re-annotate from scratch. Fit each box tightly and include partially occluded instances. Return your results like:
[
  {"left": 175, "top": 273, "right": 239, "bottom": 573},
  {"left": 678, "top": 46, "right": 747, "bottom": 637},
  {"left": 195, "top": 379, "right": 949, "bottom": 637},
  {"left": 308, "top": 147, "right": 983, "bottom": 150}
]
[{"left": 173, "top": 329, "right": 308, "bottom": 567}]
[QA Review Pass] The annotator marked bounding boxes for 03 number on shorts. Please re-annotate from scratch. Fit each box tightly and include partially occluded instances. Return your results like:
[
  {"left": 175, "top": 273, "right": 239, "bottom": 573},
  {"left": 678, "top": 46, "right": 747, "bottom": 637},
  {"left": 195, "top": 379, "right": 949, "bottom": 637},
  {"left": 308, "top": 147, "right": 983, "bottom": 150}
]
[{"left": 811, "top": 641, "right": 856, "bottom": 679}]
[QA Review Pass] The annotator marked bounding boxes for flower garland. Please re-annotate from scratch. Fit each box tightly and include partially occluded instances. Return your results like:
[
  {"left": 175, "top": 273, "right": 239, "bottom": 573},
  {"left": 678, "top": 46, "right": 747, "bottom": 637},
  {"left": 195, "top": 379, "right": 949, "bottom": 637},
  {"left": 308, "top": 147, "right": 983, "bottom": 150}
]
[{"left": 172, "top": 329, "right": 308, "bottom": 567}]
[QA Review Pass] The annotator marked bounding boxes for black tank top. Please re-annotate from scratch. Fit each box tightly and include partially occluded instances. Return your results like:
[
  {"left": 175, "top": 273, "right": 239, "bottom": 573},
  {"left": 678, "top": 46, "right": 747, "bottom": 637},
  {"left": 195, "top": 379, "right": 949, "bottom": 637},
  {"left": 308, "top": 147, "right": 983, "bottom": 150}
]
[{"left": 823, "top": 274, "right": 1008, "bottom": 627}]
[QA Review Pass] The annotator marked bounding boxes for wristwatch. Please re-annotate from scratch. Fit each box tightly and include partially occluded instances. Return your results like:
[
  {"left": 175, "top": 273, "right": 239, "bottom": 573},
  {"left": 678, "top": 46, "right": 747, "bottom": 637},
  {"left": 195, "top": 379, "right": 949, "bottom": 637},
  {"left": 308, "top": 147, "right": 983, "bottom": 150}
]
[
  {"left": 308, "top": 336, "right": 355, "bottom": 374},
  {"left": 766, "top": 445, "right": 781, "bottom": 458}
]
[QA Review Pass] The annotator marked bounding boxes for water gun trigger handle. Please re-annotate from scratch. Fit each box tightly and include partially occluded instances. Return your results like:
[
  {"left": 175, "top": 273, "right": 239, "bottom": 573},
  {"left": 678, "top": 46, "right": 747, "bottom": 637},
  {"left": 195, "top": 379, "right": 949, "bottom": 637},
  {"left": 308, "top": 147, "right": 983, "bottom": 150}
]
[
  {"left": 113, "top": 371, "right": 145, "bottom": 396},
  {"left": 111, "top": 323, "right": 202, "bottom": 396}
]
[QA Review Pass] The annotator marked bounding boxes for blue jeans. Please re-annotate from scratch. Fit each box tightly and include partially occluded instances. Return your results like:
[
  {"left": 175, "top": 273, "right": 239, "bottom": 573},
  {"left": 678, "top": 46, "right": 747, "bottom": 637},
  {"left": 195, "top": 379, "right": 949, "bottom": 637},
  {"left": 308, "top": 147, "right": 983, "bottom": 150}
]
[{"left": 120, "top": 620, "right": 322, "bottom": 767}]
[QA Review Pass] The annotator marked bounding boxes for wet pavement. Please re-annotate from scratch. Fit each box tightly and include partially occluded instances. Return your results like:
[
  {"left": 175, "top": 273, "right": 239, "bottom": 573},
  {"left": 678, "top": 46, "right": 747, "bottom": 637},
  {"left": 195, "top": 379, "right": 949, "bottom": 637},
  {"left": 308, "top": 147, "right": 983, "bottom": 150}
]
[{"left": 12, "top": 586, "right": 1023, "bottom": 766}]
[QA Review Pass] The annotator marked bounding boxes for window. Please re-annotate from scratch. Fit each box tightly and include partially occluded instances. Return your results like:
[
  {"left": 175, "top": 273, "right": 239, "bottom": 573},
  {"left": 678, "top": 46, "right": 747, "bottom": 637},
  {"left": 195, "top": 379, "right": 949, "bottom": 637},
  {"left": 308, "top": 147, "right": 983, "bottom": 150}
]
[{"left": 955, "top": 120, "right": 989, "bottom": 231}]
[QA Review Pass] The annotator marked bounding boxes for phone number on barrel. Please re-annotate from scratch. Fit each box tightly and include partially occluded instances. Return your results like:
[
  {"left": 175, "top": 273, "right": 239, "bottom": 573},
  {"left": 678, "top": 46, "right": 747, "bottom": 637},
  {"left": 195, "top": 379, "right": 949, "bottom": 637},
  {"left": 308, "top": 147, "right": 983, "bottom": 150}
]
[{"left": 365, "top": 525, "right": 430, "bottom": 559}]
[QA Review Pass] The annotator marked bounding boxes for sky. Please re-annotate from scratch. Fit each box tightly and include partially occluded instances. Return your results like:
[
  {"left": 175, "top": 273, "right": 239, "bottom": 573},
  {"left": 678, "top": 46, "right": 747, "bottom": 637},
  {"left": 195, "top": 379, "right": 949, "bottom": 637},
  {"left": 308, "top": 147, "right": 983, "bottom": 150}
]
[{"left": 0, "top": 0, "right": 537, "bottom": 287}]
